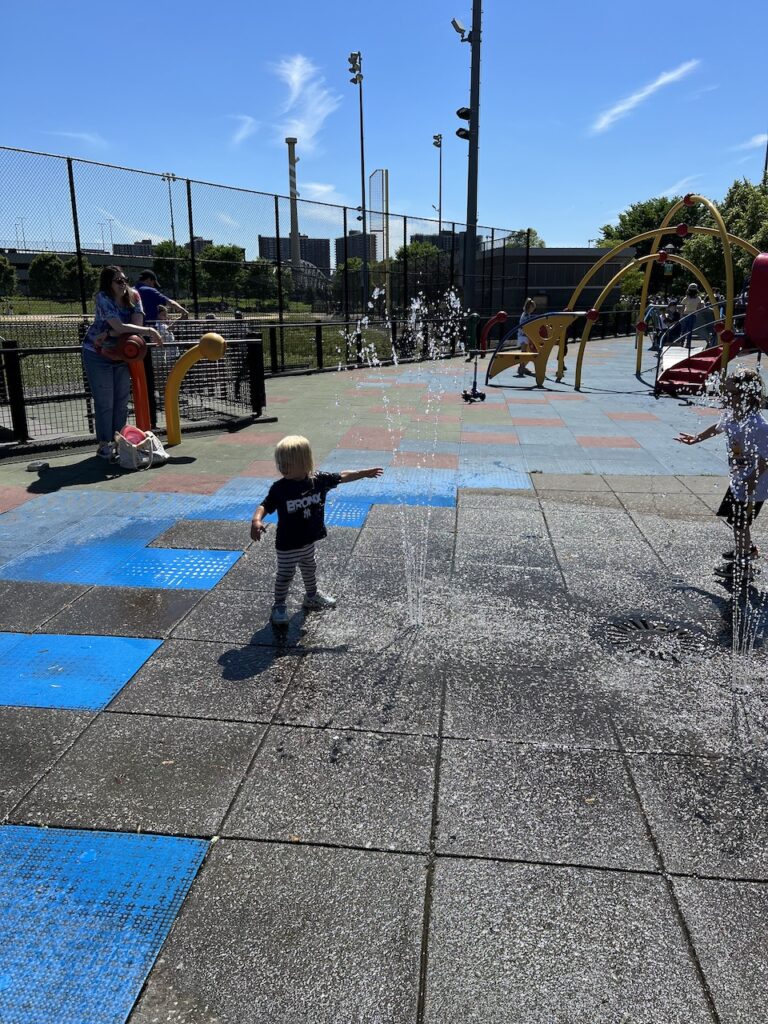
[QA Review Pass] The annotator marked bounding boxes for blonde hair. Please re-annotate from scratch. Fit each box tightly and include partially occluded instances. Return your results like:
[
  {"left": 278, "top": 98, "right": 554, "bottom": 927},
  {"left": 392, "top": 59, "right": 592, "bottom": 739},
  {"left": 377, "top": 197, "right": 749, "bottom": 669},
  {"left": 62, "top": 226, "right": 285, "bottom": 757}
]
[
  {"left": 523, "top": 297, "right": 536, "bottom": 314},
  {"left": 275, "top": 435, "right": 314, "bottom": 477}
]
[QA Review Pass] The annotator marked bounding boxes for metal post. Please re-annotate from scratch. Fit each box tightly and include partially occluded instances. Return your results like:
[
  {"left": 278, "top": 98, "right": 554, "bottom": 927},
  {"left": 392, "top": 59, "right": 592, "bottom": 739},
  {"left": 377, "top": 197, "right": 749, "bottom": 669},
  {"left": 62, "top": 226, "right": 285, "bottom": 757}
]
[
  {"left": 285, "top": 138, "right": 302, "bottom": 275},
  {"left": 269, "top": 326, "right": 278, "bottom": 375},
  {"left": 523, "top": 227, "right": 531, "bottom": 304},
  {"left": 488, "top": 228, "right": 495, "bottom": 313},
  {"left": 462, "top": 0, "right": 482, "bottom": 314},
  {"left": 246, "top": 334, "right": 266, "bottom": 413},
  {"left": 402, "top": 215, "right": 409, "bottom": 311},
  {"left": 274, "top": 195, "right": 285, "bottom": 370},
  {"left": 1, "top": 338, "right": 29, "bottom": 442},
  {"left": 185, "top": 180, "right": 199, "bottom": 317},
  {"left": 450, "top": 223, "right": 456, "bottom": 290},
  {"left": 500, "top": 232, "right": 507, "bottom": 308},
  {"left": 342, "top": 207, "right": 350, "bottom": 327},
  {"left": 66, "top": 159, "right": 88, "bottom": 314},
  {"left": 163, "top": 173, "right": 180, "bottom": 299},
  {"left": 348, "top": 53, "right": 369, "bottom": 308},
  {"left": 314, "top": 320, "right": 324, "bottom": 370}
]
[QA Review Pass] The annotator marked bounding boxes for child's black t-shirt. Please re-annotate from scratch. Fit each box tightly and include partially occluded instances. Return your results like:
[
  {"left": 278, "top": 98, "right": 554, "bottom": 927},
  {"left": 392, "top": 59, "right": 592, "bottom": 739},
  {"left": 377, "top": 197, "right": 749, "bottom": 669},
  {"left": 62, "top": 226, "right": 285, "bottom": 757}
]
[{"left": 261, "top": 472, "right": 342, "bottom": 550}]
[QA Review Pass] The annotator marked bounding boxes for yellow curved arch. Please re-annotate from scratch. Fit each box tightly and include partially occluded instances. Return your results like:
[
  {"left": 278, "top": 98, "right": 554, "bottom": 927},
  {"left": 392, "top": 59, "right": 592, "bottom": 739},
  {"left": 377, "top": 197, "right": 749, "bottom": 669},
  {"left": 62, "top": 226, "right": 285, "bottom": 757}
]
[
  {"left": 574, "top": 253, "right": 717, "bottom": 390},
  {"left": 165, "top": 332, "right": 227, "bottom": 446}
]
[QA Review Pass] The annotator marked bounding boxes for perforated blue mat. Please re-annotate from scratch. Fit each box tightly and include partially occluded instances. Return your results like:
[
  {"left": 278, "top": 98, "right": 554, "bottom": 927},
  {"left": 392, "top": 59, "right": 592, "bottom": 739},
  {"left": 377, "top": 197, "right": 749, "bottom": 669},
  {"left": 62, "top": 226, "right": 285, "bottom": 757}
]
[
  {"left": 0, "top": 825, "right": 207, "bottom": 1024},
  {"left": 0, "top": 633, "right": 162, "bottom": 710},
  {"left": 324, "top": 498, "right": 372, "bottom": 527}
]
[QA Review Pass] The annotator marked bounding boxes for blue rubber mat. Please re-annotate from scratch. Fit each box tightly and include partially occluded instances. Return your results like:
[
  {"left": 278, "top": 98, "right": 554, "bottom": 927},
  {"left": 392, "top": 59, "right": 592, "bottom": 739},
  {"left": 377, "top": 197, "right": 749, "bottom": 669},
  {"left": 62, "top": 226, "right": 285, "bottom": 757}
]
[
  {"left": 187, "top": 498, "right": 260, "bottom": 521},
  {"left": 211, "top": 477, "right": 273, "bottom": 499},
  {"left": 323, "top": 498, "right": 372, "bottom": 527},
  {"left": 0, "top": 825, "right": 207, "bottom": 1024},
  {"left": 0, "top": 633, "right": 161, "bottom": 710},
  {"left": 96, "top": 548, "right": 241, "bottom": 590}
]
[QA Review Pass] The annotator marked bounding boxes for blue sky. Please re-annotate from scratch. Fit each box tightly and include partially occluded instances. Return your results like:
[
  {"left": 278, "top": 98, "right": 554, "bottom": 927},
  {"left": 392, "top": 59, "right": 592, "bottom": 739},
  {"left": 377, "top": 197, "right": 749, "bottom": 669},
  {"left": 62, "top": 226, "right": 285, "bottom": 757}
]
[{"left": 2, "top": 0, "right": 767, "bottom": 249}]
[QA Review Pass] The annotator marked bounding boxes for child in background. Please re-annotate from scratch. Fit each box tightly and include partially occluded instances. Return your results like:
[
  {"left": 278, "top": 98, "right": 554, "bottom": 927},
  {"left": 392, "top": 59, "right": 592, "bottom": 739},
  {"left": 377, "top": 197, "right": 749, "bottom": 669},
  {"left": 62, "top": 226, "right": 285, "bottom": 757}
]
[
  {"left": 677, "top": 367, "right": 768, "bottom": 582},
  {"left": 251, "top": 435, "right": 383, "bottom": 625}
]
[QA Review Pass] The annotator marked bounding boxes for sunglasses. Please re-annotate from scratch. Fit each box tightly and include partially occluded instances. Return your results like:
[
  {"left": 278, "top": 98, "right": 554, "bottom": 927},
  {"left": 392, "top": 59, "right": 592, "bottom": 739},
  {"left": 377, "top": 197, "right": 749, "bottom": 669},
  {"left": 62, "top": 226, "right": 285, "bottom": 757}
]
[{"left": 113, "top": 276, "right": 127, "bottom": 284}]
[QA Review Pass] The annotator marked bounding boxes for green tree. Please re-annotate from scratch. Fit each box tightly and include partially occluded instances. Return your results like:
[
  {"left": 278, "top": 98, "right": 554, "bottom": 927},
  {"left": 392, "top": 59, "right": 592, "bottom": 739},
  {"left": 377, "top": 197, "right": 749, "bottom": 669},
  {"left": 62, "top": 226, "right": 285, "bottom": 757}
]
[
  {"left": 0, "top": 254, "right": 16, "bottom": 297},
  {"left": 153, "top": 239, "right": 192, "bottom": 295},
  {"left": 392, "top": 241, "right": 451, "bottom": 304},
  {"left": 62, "top": 256, "right": 98, "bottom": 301},
  {"left": 504, "top": 228, "right": 546, "bottom": 248},
  {"left": 332, "top": 257, "right": 363, "bottom": 305},
  {"left": 198, "top": 243, "right": 245, "bottom": 301},
  {"left": 28, "top": 252, "right": 65, "bottom": 299},
  {"left": 242, "top": 259, "right": 277, "bottom": 305},
  {"left": 681, "top": 179, "right": 768, "bottom": 293}
]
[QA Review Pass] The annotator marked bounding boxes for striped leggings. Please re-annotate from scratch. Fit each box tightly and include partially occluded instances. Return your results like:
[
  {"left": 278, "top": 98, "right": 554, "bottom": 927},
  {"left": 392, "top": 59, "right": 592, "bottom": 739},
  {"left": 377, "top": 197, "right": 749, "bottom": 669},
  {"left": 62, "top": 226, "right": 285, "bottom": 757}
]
[{"left": 274, "top": 542, "right": 317, "bottom": 604}]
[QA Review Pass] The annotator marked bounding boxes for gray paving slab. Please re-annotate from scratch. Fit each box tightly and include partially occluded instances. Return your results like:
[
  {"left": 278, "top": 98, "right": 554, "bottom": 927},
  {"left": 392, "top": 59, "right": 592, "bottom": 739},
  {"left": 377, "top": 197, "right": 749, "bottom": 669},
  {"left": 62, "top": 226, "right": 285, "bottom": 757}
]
[
  {"left": 534, "top": 488, "right": 623, "bottom": 509},
  {"left": 605, "top": 474, "right": 691, "bottom": 494},
  {"left": 109, "top": 638, "right": 297, "bottom": 722},
  {"left": 630, "top": 753, "right": 768, "bottom": 879},
  {"left": 172, "top": 586, "right": 307, "bottom": 646},
  {"left": 0, "top": 706, "right": 92, "bottom": 818},
  {"left": 40, "top": 585, "right": 206, "bottom": 638},
  {"left": 13, "top": 712, "right": 264, "bottom": 835},
  {"left": 423, "top": 859, "right": 713, "bottom": 1023},
  {"left": 617, "top": 492, "right": 713, "bottom": 518},
  {"left": 672, "top": 877, "right": 768, "bottom": 1023},
  {"left": 130, "top": 840, "right": 423, "bottom": 1024},
  {"left": 451, "top": 563, "right": 567, "bottom": 605},
  {"left": 0, "top": 580, "right": 89, "bottom": 631},
  {"left": 276, "top": 634, "right": 442, "bottom": 735},
  {"left": 678, "top": 475, "right": 730, "bottom": 495},
  {"left": 224, "top": 725, "right": 436, "bottom": 850},
  {"left": 443, "top": 661, "right": 613, "bottom": 746},
  {"left": 543, "top": 505, "right": 660, "bottom": 571},
  {"left": 437, "top": 739, "right": 656, "bottom": 869},
  {"left": 364, "top": 504, "right": 456, "bottom": 531},
  {"left": 149, "top": 519, "right": 252, "bottom": 550}
]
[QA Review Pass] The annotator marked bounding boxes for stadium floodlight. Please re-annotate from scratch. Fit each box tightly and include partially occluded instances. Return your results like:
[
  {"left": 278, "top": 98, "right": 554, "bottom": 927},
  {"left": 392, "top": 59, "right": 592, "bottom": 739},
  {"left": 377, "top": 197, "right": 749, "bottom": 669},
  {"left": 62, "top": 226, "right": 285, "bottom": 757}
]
[{"left": 451, "top": 17, "right": 468, "bottom": 40}]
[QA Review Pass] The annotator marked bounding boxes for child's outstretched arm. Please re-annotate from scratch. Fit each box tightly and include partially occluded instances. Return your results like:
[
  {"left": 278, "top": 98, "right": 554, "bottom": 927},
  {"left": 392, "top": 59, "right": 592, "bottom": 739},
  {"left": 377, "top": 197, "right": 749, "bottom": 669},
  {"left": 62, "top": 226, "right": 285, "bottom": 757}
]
[
  {"left": 250, "top": 504, "right": 268, "bottom": 541},
  {"left": 339, "top": 467, "right": 384, "bottom": 483},
  {"left": 676, "top": 423, "right": 719, "bottom": 445}
]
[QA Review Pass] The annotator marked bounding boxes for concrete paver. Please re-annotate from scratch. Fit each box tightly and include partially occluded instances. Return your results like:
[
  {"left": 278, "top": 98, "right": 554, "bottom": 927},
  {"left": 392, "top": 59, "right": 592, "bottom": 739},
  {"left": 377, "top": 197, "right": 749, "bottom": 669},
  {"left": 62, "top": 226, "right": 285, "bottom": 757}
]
[{"left": 0, "top": 338, "right": 767, "bottom": 1021}]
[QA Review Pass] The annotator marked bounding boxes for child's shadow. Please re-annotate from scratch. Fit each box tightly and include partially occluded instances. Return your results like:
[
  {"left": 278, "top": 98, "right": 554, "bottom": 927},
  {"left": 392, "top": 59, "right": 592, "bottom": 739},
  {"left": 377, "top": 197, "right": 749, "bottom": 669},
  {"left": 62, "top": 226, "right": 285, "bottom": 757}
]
[{"left": 218, "top": 617, "right": 350, "bottom": 681}]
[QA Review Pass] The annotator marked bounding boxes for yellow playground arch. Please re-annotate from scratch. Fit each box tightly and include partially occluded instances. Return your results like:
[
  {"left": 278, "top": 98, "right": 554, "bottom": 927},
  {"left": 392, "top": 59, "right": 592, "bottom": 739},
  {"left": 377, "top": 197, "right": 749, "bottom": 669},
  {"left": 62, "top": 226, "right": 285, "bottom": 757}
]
[{"left": 487, "top": 194, "right": 759, "bottom": 392}]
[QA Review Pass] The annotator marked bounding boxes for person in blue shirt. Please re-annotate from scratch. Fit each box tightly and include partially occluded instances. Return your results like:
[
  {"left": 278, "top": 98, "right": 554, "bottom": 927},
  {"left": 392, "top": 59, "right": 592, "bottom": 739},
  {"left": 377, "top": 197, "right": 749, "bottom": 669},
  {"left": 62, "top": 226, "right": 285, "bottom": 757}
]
[{"left": 135, "top": 271, "right": 190, "bottom": 323}]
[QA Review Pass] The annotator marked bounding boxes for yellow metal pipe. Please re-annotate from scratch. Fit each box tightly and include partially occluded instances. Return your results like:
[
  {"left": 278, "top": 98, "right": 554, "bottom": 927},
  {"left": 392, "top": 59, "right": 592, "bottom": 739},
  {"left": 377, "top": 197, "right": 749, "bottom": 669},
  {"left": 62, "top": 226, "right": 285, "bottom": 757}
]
[
  {"left": 574, "top": 253, "right": 716, "bottom": 390},
  {"left": 164, "top": 332, "right": 227, "bottom": 446}
]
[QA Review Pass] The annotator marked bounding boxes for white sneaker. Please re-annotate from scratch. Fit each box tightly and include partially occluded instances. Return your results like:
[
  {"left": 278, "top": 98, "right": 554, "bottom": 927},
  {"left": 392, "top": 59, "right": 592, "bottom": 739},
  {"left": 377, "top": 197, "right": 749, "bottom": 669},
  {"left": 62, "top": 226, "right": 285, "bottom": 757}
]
[
  {"left": 303, "top": 591, "right": 337, "bottom": 611},
  {"left": 270, "top": 604, "right": 289, "bottom": 626}
]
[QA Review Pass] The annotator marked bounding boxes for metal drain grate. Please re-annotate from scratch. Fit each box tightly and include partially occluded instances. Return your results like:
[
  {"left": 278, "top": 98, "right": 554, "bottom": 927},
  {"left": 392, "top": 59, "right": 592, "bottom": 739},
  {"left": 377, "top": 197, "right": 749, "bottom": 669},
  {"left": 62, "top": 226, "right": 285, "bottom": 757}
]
[{"left": 601, "top": 616, "right": 709, "bottom": 663}]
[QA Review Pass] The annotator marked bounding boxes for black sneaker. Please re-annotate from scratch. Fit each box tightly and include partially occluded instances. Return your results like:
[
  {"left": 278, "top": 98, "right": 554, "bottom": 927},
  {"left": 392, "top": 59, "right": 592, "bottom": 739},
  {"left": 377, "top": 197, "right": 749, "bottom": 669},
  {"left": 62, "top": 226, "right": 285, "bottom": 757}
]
[
  {"left": 722, "top": 546, "right": 759, "bottom": 561},
  {"left": 714, "top": 560, "right": 760, "bottom": 581}
]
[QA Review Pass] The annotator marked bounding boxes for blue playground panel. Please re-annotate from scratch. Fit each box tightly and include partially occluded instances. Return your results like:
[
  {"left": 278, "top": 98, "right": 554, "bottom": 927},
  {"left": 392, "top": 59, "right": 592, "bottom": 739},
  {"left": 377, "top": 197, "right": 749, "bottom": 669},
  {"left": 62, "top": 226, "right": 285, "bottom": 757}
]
[
  {"left": 0, "top": 825, "right": 207, "bottom": 1024},
  {"left": 319, "top": 449, "right": 397, "bottom": 468},
  {"left": 457, "top": 467, "right": 532, "bottom": 490},
  {"left": 324, "top": 498, "right": 372, "bottom": 528},
  {"left": 99, "top": 548, "right": 241, "bottom": 590},
  {"left": 187, "top": 497, "right": 261, "bottom": 521},
  {"left": 0, "top": 633, "right": 161, "bottom": 710}
]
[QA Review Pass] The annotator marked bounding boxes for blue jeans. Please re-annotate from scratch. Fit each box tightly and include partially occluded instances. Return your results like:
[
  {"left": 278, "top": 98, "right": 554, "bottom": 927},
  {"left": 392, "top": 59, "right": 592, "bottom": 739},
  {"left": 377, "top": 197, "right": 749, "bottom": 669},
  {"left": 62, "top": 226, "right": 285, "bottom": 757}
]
[{"left": 82, "top": 346, "right": 131, "bottom": 443}]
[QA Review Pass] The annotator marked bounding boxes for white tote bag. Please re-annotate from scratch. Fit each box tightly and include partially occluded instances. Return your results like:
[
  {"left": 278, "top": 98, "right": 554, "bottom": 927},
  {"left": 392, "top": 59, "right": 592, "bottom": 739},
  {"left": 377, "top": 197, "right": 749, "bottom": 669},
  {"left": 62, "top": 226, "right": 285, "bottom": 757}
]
[{"left": 115, "top": 427, "right": 170, "bottom": 470}]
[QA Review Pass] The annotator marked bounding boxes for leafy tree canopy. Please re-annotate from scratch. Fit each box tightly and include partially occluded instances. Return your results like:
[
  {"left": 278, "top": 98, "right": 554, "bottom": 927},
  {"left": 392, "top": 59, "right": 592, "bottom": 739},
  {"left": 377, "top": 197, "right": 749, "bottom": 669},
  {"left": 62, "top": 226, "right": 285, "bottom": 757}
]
[
  {"left": 28, "top": 252, "right": 65, "bottom": 299},
  {"left": 0, "top": 254, "right": 16, "bottom": 297},
  {"left": 504, "top": 229, "right": 546, "bottom": 248}
]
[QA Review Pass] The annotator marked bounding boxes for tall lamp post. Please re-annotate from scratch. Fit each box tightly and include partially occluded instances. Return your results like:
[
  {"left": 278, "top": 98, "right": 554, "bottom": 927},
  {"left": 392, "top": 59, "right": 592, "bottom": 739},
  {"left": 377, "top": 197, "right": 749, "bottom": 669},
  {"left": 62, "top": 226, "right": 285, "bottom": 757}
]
[
  {"left": 161, "top": 173, "right": 180, "bottom": 298},
  {"left": 432, "top": 134, "right": 443, "bottom": 234},
  {"left": 453, "top": 2, "right": 482, "bottom": 314},
  {"left": 348, "top": 51, "right": 369, "bottom": 309}
]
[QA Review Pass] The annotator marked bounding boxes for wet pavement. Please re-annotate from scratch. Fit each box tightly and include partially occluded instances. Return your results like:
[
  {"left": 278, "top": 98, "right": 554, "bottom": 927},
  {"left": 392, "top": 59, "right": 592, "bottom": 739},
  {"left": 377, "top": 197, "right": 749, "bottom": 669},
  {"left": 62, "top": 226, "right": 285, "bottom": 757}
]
[{"left": 0, "top": 338, "right": 766, "bottom": 1023}]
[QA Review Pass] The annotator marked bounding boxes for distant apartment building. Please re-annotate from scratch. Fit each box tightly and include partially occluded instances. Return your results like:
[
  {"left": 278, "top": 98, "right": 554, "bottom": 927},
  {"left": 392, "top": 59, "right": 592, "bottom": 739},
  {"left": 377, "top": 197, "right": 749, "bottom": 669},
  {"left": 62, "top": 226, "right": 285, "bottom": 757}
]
[
  {"left": 334, "top": 231, "right": 377, "bottom": 266},
  {"left": 112, "top": 239, "right": 154, "bottom": 258},
  {"left": 258, "top": 234, "right": 331, "bottom": 275}
]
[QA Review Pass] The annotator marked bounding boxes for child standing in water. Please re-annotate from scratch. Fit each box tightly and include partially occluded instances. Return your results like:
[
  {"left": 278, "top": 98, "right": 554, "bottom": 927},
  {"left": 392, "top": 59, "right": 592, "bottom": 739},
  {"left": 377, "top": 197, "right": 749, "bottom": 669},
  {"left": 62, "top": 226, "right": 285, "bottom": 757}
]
[
  {"left": 251, "top": 435, "right": 383, "bottom": 625},
  {"left": 677, "top": 367, "right": 768, "bottom": 582}
]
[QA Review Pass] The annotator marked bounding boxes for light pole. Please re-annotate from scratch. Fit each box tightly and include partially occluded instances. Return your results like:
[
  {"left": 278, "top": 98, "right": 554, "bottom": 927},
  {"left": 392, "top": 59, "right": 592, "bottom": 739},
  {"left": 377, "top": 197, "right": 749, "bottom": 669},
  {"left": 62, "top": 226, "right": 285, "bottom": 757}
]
[
  {"left": 453, "top": 3, "right": 482, "bottom": 313},
  {"left": 432, "top": 134, "right": 443, "bottom": 234},
  {"left": 106, "top": 217, "right": 114, "bottom": 252},
  {"left": 348, "top": 51, "right": 369, "bottom": 309},
  {"left": 15, "top": 217, "right": 27, "bottom": 250},
  {"left": 161, "top": 173, "right": 180, "bottom": 298},
  {"left": 98, "top": 222, "right": 106, "bottom": 252}
]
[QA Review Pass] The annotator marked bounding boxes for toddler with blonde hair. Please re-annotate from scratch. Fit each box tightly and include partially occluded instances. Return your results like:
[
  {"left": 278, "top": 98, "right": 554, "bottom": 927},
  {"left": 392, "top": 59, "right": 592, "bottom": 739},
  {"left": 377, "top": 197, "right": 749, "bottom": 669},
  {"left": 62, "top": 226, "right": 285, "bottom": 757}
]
[{"left": 251, "top": 435, "right": 383, "bottom": 625}]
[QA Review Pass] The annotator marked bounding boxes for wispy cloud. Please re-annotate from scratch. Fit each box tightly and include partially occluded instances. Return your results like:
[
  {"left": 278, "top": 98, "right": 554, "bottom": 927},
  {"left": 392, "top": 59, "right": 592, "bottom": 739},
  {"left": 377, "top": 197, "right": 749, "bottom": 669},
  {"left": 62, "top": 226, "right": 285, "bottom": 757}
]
[
  {"left": 731, "top": 133, "right": 768, "bottom": 151},
  {"left": 216, "top": 211, "right": 241, "bottom": 228},
  {"left": 686, "top": 84, "right": 719, "bottom": 102},
  {"left": 298, "top": 182, "right": 350, "bottom": 226},
  {"left": 272, "top": 55, "right": 341, "bottom": 151},
  {"left": 47, "top": 130, "right": 106, "bottom": 148},
  {"left": 228, "top": 114, "right": 258, "bottom": 146},
  {"left": 659, "top": 174, "right": 702, "bottom": 198},
  {"left": 96, "top": 208, "right": 163, "bottom": 244},
  {"left": 590, "top": 59, "right": 700, "bottom": 134}
]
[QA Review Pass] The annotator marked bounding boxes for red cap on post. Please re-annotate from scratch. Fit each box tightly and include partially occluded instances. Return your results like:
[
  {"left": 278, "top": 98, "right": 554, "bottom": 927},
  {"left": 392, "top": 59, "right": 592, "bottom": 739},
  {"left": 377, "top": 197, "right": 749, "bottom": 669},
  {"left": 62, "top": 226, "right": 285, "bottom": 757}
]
[
  {"left": 683, "top": 194, "right": 695, "bottom": 206},
  {"left": 586, "top": 309, "right": 599, "bottom": 322},
  {"left": 676, "top": 223, "right": 689, "bottom": 237},
  {"left": 720, "top": 329, "right": 735, "bottom": 345},
  {"left": 636, "top": 321, "right": 648, "bottom": 333}
]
